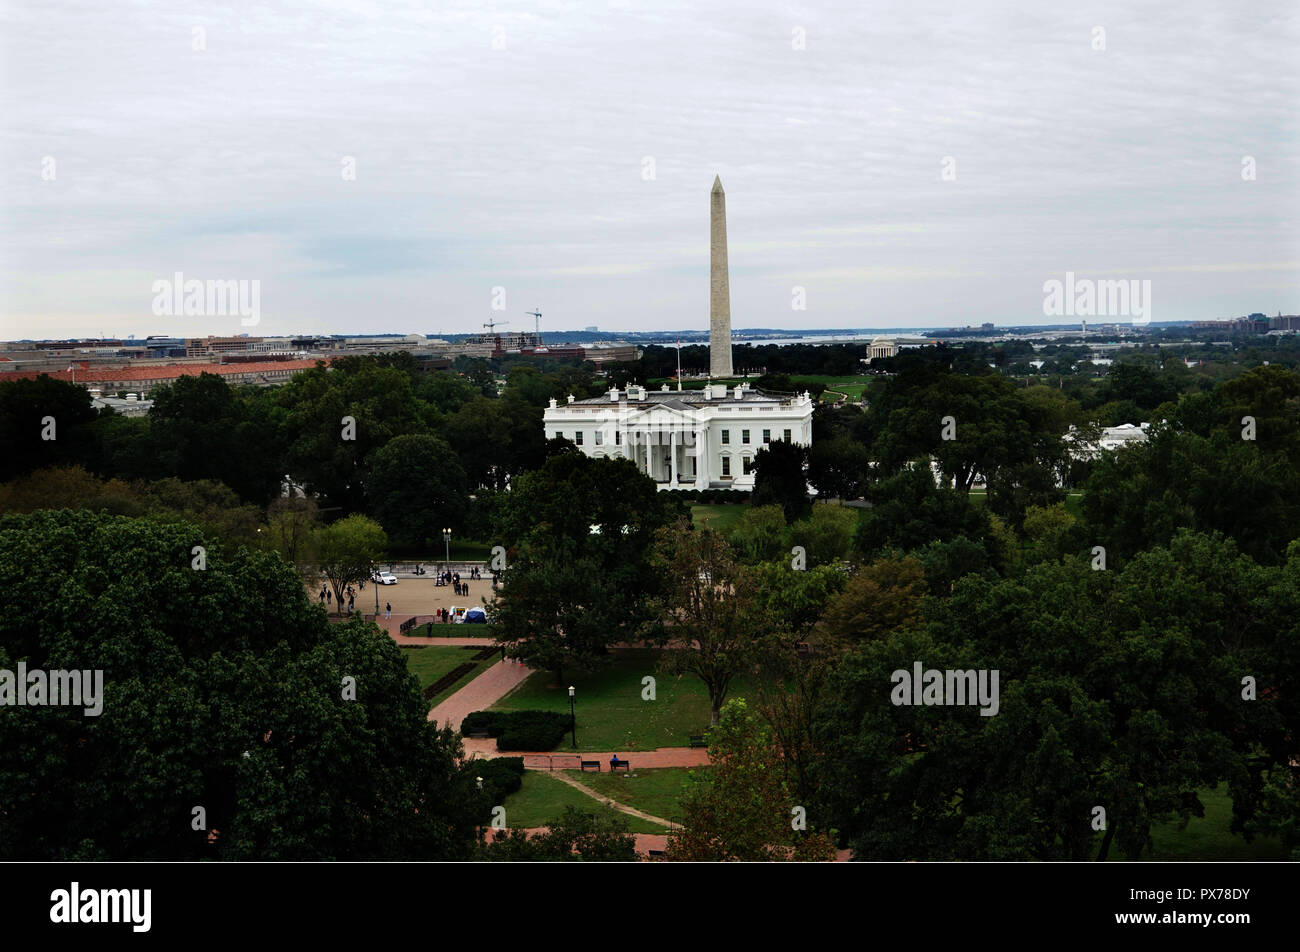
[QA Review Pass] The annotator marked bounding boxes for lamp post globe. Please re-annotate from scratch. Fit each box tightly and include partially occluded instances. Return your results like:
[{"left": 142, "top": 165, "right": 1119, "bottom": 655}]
[{"left": 568, "top": 685, "right": 576, "bottom": 748}]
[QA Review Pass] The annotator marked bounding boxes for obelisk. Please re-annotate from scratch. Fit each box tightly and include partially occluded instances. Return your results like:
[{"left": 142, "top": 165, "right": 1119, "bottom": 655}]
[{"left": 709, "top": 175, "right": 733, "bottom": 378}]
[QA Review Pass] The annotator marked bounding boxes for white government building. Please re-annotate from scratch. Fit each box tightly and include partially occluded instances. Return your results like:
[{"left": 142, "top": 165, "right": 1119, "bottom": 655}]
[
  {"left": 544, "top": 383, "right": 814, "bottom": 491},
  {"left": 543, "top": 175, "right": 814, "bottom": 490}
]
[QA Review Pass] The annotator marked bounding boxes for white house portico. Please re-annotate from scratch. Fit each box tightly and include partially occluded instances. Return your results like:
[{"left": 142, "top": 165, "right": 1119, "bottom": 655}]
[{"left": 543, "top": 382, "right": 814, "bottom": 491}]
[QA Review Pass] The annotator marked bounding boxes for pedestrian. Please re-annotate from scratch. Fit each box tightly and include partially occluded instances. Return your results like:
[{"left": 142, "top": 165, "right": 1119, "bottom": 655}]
[
  {"left": 348, "top": 596, "right": 355, "bottom": 613},
  {"left": 385, "top": 602, "right": 392, "bottom": 620},
  {"left": 326, "top": 589, "right": 332, "bottom": 604},
  {"left": 319, "top": 588, "right": 325, "bottom": 603}
]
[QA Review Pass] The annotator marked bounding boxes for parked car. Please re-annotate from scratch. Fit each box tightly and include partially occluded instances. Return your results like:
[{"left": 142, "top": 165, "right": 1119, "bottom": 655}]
[{"left": 372, "top": 572, "right": 398, "bottom": 585}]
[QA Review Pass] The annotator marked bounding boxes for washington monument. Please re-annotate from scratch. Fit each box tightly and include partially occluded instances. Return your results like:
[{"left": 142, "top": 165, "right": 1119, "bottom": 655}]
[{"left": 709, "top": 174, "right": 733, "bottom": 378}]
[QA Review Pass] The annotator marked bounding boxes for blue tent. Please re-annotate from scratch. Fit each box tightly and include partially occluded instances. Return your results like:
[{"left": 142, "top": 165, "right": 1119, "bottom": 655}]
[{"left": 464, "top": 607, "right": 488, "bottom": 624}]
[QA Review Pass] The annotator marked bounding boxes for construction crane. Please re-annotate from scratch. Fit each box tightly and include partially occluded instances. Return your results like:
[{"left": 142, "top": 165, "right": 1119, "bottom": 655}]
[
  {"left": 482, "top": 318, "right": 509, "bottom": 336},
  {"left": 525, "top": 308, "right": 543, "bottom": 344}
]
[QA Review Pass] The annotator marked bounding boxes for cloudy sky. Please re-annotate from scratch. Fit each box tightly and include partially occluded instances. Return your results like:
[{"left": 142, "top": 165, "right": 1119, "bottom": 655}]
[{"left": 2, "top": 0, "right": 1297, "bottom": 340}]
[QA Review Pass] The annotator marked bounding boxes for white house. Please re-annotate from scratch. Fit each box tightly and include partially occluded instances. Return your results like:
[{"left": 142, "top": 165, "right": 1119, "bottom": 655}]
[
  {"left": 543, "top": 382, "right": 814, "bottom": 491},
  {"left": 1063, "top": 422, "right": 1151, "bottom": 460}
]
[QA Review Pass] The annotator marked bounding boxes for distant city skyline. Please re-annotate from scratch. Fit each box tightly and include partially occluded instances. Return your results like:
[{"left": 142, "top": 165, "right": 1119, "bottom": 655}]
[{"left": 3, "top": 1, "right": 1297, "bottom": 340}]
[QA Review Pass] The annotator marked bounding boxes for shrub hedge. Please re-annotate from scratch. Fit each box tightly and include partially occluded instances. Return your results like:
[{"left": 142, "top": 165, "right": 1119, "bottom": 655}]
[
  {"left": 472, "top": 757, "right": 526, "bottom": 804},
  {"left": 460, "top": 710, "right": 571, "bottom": 751}
]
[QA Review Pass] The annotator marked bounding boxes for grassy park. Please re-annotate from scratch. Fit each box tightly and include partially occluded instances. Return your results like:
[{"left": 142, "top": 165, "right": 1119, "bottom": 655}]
[
  {"left": 491, "top": 648, "right": 757, "bottom": 752},
  {"left": 402, "top": 646, "right": 496, "bottom": 708},
  {"left": 500, "top": 772, "right": 668, "bottom": 834},
  {"left": 690, "top": 503, "right": 748, "bottom": 535},
  {"left": 1111, "top": 786, "right": 1285, "bottom": 862},
  {"left": 500, "top": 767, "right": 705, "bottom": 834},
  {"left": 563, "top": 766, "right": 702, "bottom": 823}
]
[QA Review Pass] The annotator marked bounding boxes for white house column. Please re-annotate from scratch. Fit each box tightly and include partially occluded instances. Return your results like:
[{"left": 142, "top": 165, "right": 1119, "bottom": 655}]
[
  {"left": 670, "top": 429, "right": 679, "bottom": 486},
  {"left": 695, "top": 426, "right": 708, "bottom": 488}
]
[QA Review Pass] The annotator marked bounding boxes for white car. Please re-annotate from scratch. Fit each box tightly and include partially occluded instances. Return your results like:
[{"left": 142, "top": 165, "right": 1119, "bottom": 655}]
[{"left": 372, "top": 572, "right": 398, "bottom": 585}]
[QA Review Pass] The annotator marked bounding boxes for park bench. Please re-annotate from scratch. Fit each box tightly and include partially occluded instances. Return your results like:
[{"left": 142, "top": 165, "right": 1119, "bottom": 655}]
[
  {"left": 398, "top": 616, "right": 418, "bottom": 634},
  {"left": 688, "top": 735, "right": 707, "bottom": 748},
  {"left": 580, "top": 760, "right": 602, "bottom": 772},
  {"left": 610, "top": 759, "right": 630, "bottom": 773}
]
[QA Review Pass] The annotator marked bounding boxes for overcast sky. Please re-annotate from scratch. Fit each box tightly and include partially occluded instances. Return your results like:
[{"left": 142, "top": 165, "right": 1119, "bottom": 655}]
[{"left": 1, "top": 0, "right": 1297, "bottom": 340}]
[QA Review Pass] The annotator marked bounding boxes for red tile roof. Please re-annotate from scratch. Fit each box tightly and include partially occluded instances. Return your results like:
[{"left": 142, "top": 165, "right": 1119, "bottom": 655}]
[{"left": 2, "top": 357, "right": 331, "bottom": 385}]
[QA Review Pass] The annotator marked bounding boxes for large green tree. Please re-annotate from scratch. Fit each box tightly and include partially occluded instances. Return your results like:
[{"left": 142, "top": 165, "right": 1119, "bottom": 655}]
[
  {"left": 810, "top": 530, "right": 1290, "bottom": 861},
  {"left": 666, "top": 698, "right": 836, "bottom": 861},
  {"left": 314, "top": 513, "right": 388, "bottom": 611},
  {"left": 365, "top": 432, "right": 469, "bottom": 548},
  {"left": 646, "top": 519, "right": 773, "bottom": 726},
  {"left": 0, "top": 509, "right": 478, "bottom": 859},
  {"left": 750, "top": 439, "right": 811, "bottom": 521},
  {"left": 493, "top": 452, "right": 680, "bottom": 683}
]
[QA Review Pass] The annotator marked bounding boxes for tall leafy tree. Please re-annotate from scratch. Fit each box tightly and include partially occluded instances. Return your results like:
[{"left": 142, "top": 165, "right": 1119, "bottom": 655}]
[
  {"left": 0, "top": 375, "right": 99, "bottom": 482},
  {"left": 666, "top": 698, "right": 836, "bottom": 861},
  {"left": 365, "top": 433, "right": 469, "bottom": 548},
  {"left": 811, "top": 530, "right": 1287, "bottom": 861},
  {"left": 645, "top": 519, "right": 771, "bottom": 726},
  {"left": 0, "top": 509, "right": 478, "bottom": 859},
  {"left": 315, "top": 513, "right": 388, "bottom": 611},
  {"left": 493, "top": 453, "right": 679, "bottom": 682},
  {"left": 751, "top": 439, "right": 811, "bottom": 521}
]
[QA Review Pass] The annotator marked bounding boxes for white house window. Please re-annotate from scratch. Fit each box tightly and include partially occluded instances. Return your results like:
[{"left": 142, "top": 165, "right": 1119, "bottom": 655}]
[
  {"left": 595, "top": 431, "right": 603, "bottom": 445},
  {"left": 742, "top": 457, "right": 753, "bottom": 475},
  {"left": 784, "top": 429, "right": 792, "bottom": 442},
  {"left": 721, "top": 457, "right": 731, "bottom": 477},
  {"left": 721, "top": 430, "right": 730, "bottom": 444},
  {"left": 575, "top": 431, "right": 583, "bottom": 445},
  {"left": 742, "top": 429, "right": 750, "bottom": 444},
  {"left": 616, "top": 431, "right": 622, "bottom": 445},
  {"left": 762, "top": 429, "right": 770, "bottom": 444}
]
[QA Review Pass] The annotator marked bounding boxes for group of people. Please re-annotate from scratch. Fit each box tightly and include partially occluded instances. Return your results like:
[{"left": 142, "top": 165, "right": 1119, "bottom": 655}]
[
  {"left": 436, "top": 569, "right": 474, "bottom": 597},
  {"left": 318, "top": 585, "right": 361, "bottom": 615}
]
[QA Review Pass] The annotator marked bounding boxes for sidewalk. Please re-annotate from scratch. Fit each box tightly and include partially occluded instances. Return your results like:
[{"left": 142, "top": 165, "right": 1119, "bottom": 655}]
[
  {"left": 460, "top": 740, "right": 711, "bottom": 768},
  {"left": 427, "top": 659, "right": 534, "bottom": 730}
]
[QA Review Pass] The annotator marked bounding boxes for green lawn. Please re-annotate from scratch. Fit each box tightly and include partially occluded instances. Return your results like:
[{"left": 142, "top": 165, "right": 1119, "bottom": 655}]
[
  {"left": 645, "top": 374, "right": 868, "bottom": 401},
  {"left": 492, "top": 648, "right": 756, "bottom": 752},
  {"left": 562, "top": 766, "right": 705, "bottom": 824},
  {"left": 1106, "top": 785, "right": 1286, "bottom": 862},
  {"left": 500, "top": 770, "right": 665, "bottom": 834},
  {"left": 788, "top": 375, "right": 868, "bottom": 400},
  {"left": 401, "top": 646, "right": 494, "bottom": 708},
  {"left": 690, "top": 503, "right": 748, "bottom": 536}
]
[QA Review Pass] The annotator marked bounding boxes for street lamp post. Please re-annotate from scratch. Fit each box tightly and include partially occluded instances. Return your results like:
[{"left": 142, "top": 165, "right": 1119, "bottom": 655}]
[
  {"left": 569, "top": 685, "right": 576, "bottom": 748},
  {"left": 442, "top": 528, "right": 451, "bottom": 582},
  {"left": 373, "top": 563, "right": 379, "bottom": 617}
]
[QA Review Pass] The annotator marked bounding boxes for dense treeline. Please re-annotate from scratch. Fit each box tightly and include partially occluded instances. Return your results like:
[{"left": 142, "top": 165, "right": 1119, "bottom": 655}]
[
  {"left": 0, "top": 353, "right": 617, "bottom": 550},
  {"left": 2, "top": 342, "right": 1298, "bottom": 860}
]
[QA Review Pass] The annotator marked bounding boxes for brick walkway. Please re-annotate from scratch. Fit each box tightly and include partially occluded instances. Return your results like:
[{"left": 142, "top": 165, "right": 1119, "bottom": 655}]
[
  {"left": 525, "top": 748, "right": 710, "bottom": 768},
  {"left": 427, "top": 659, "right": 534, "bottom": 730}
]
